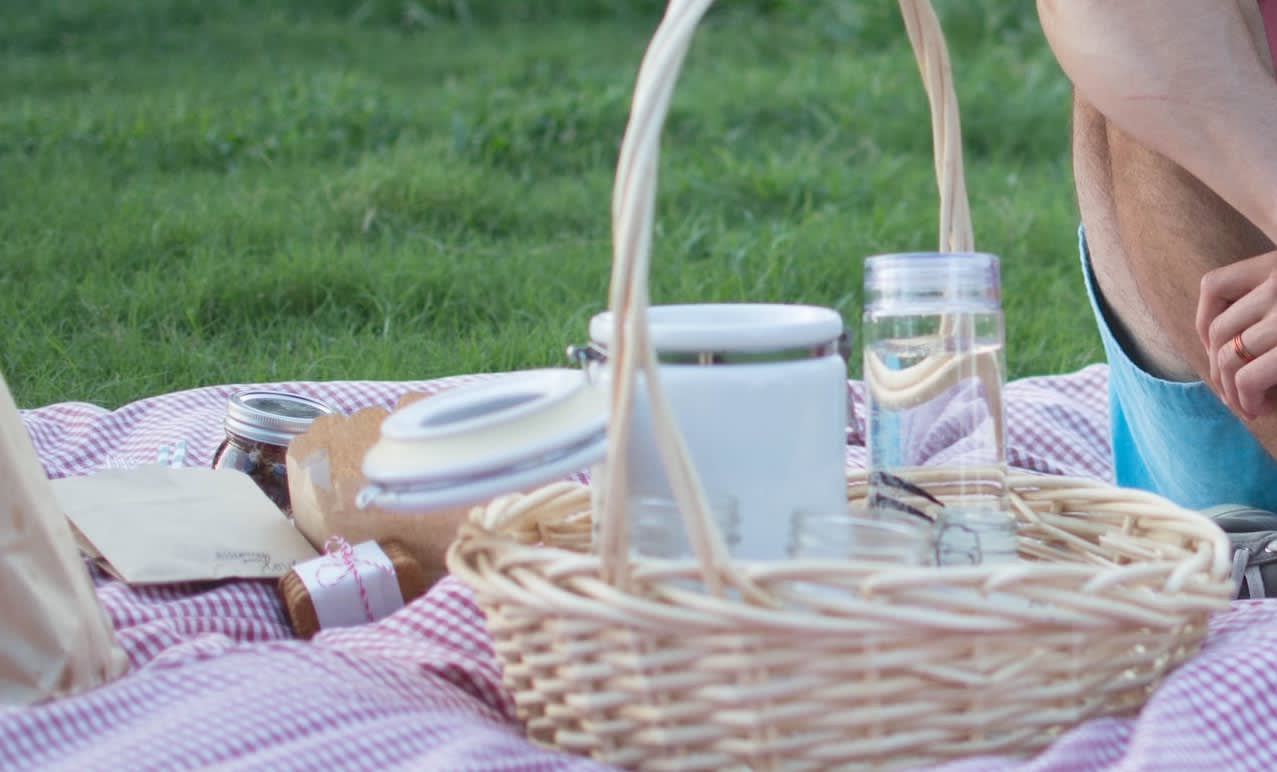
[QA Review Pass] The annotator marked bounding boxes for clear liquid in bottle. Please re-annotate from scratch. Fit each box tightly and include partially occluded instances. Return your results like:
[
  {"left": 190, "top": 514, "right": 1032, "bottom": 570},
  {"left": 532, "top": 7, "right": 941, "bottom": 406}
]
[{"left": 862, "top": 253, "right": 1015, "bottom": 564}]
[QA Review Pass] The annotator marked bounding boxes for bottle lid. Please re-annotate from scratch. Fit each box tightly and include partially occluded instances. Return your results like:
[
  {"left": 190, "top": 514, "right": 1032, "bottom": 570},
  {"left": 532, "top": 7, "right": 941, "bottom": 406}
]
[
  {"left": 863, "top": 252, "right": 1001, "bottom": 312},
  {"left": 359, "top": 369, "right": 607, "bottom": 512},
  {"left": 225, "top": 391, "right": 338, "bottom": 447},
  {"left": 589, "top": 303, "right": 844, "bottom": 354}
]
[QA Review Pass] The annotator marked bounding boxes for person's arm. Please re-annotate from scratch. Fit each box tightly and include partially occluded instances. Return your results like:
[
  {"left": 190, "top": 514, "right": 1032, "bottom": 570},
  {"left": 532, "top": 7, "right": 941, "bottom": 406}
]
[{"left": 1037, "top": 0, "right": 1277, "bottom": 244}]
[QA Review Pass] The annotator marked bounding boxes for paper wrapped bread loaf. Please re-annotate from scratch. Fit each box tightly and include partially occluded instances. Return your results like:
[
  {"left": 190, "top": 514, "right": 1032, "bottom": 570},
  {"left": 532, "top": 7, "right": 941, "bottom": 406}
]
[{"left": 287, "top": 393, "right": 469, "bottom": 589}]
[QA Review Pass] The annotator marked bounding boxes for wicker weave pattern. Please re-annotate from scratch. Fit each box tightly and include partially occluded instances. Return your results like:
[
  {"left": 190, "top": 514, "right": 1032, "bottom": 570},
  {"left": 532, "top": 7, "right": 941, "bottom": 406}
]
[
  {"left": 452, "top": 471, "right": 1231, "bottom": 769},
  {"left": 446, "top": 0, "right": 1236, "bottom": 767}
]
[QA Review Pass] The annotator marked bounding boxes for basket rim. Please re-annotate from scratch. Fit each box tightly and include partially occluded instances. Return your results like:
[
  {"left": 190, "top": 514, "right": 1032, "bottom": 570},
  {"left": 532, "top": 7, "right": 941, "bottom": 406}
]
[{"left": 447, "top": 471, "right": 1234, "bottom": 637}]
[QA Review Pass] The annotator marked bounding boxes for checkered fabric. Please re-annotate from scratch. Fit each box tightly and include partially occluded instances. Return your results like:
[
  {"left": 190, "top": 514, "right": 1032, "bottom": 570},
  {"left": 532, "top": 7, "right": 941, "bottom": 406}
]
[{"left": 4, "top": 365, "right": 1273, "bottom": 771}]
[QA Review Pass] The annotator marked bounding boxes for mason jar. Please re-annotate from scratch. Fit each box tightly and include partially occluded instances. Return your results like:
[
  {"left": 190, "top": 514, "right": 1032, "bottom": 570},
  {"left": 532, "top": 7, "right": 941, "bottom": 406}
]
[
  {"left": 212, "top": 390, "right": 338, "bottom": 514},
  {"left": 861, "top": 252, "right": 1015, "bottom": 563}
]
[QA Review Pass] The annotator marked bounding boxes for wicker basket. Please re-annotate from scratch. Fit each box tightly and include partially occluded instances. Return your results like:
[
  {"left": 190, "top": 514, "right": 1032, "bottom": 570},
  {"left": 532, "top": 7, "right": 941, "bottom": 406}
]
[
  {"left": 446, "top": 1, "right": 1234, "bottom": 768},
  {"left": 452, "top": 472, "right": 1231, "bottom": 770}
]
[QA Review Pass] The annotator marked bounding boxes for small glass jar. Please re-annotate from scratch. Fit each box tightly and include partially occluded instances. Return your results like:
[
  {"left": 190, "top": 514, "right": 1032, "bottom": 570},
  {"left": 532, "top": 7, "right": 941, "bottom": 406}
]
[
  {"left": 789, "top": 508, "right": 935, "bottom": 565},
  {"left": 626, "top": 495, "right": 740, "bottom": 560},
  {"left": 785, "top": 508, "right": 934, "bottom": 604},
  {"left": 589, "top": 481, "right": 740, "bottom": 561},
  {"left": 212, "top": 391, "right": 338, "bottom": 514}
]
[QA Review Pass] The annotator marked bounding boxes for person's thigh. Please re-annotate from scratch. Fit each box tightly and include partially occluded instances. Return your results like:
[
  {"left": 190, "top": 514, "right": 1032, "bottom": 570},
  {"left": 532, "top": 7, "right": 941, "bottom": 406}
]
[
  {"left": 1097, "top": 119, "right": 1273, "bottom": 380},
  {"left": 1079, "top": 228, "right": 1277, "bottom": 510}
]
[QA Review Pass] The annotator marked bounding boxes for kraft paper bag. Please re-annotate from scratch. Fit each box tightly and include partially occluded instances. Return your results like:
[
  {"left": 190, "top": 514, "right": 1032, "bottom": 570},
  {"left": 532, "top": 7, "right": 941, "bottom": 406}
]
[
  {"left": 288, "top": 394, "right": 468, "bottom": 590},
  {"left": 0, "top": 371, "right": 127, "bottom": 705}
]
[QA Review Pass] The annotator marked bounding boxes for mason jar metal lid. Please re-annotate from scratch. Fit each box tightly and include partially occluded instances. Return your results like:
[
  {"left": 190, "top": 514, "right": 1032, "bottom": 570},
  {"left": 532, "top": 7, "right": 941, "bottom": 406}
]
[{"left": 224, "top": 391, "right": 338, "bottom": 446}]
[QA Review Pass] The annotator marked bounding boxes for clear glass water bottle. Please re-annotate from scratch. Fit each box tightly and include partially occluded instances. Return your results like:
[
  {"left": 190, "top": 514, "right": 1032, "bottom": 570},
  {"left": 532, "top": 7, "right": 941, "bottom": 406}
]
[{"left": 862, "top": 252, "right": 1015, "bottom": 564}]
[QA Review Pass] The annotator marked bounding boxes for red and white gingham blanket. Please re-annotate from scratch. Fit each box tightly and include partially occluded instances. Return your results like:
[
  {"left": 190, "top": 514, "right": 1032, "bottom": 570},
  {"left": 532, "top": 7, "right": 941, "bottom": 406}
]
[{"left": 5, "top": 366, "right": 1276, "bottom": 771}]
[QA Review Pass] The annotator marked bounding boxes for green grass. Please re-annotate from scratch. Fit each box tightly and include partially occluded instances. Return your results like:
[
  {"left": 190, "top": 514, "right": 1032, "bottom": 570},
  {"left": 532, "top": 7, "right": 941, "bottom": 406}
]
[{"left": 0, "top": 0, "right": 1093, "bottom": 409}]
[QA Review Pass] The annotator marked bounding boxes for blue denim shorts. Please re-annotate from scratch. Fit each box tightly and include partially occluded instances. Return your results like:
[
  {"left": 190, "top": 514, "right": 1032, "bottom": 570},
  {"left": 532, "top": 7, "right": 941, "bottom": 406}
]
[{"left": 1080, "top": 228, "right": 1277, "bottom": 510}]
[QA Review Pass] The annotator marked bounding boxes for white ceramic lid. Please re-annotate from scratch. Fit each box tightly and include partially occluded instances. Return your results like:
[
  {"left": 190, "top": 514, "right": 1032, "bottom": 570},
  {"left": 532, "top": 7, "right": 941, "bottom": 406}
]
[
  {"left": 359, "top": 369, "right": 606, "bottom": 512},
  {"left": 588, "top": 303, "right": 844, "bottom": 354}
]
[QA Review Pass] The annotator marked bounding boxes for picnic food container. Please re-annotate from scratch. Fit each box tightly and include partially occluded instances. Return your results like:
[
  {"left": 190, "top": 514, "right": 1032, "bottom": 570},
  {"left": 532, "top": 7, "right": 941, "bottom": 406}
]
[
  {"left": 446, "top": 0, "right": 1236, "bottom": 768},
  {"left": 288, "top": 396, "right": 475, "bottom": 589},
  {"left": 213, "top": 390, "right": 339, "bottom": 514},
  {"left": 580, "top": 303, "right": 849, "bottom": 561},
  {"left": 362, "top": 303, "right": 849, "bottom": 563},
  {"left": 360, "top": 368, "right": 608, "bottom": 513}
]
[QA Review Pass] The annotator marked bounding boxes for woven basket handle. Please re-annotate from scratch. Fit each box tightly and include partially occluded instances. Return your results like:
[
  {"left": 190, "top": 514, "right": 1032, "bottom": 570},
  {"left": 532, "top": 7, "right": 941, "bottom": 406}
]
[
  {"left": 898, "top": 0, "right": 972, "bottom": 253},
  {"left": 597, "top": 0, "right": 972, "bottom": 593}
]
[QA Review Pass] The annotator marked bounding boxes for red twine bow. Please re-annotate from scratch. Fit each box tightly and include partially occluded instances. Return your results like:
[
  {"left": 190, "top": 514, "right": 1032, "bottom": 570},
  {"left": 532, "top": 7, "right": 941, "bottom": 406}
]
[{"left": 314, "top": 537, "right": 392, "bottom": 624}]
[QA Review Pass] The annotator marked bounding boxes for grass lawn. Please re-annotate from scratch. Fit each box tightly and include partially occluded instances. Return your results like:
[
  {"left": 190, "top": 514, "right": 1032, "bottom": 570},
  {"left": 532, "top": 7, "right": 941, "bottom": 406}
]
[{"left": 1, "top": 0, "right": 1093, "bottom": 409}]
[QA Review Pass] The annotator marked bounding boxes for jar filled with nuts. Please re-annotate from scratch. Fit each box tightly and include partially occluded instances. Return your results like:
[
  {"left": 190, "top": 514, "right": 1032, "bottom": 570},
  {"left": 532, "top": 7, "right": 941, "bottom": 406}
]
[{"left": 212, "top": 391, "right": 338, "bottom": 514}]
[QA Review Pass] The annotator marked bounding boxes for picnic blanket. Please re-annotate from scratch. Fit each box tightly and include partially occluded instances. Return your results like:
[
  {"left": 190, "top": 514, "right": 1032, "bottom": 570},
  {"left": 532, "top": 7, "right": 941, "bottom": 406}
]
[{"left": 5, "top": 365, "right": 1276, "bottom": 771}]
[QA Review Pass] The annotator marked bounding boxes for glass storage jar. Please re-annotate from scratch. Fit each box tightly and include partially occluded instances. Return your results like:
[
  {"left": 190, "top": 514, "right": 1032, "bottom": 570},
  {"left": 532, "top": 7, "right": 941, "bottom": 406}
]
[
  {"left": 212, "top": 390, "right": 338, "bottom": 514},
  {"left": 583, "top": 303, "right": 850, "bottom": 562},
  {"left": 862, "top": 252, "right": 1016, "bottom": 563}
]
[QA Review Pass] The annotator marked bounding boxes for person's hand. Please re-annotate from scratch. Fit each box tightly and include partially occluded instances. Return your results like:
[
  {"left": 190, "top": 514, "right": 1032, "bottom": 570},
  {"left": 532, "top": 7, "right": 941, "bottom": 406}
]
[{"left": 1197, "top": 251, "right": 1277, "bottom": 419}]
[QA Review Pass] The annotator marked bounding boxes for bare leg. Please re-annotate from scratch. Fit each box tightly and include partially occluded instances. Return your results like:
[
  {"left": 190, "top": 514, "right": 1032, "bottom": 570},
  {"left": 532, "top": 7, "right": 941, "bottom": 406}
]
[
  {"left": 1070, "top": 0, "right": 1276, "bottom": 381},
  {"left": 1073, "top": 95, "right": 1277, "bottom": 471},
  {"left": 1074, "top": 97, "right": 1274, "bottom": 382}
]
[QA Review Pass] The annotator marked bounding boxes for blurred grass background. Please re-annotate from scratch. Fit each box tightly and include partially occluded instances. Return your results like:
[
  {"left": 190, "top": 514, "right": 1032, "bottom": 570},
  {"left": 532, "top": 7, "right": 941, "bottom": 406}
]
[{"left": 0, "top": 0, "right": 1091, "bottom": 408}]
